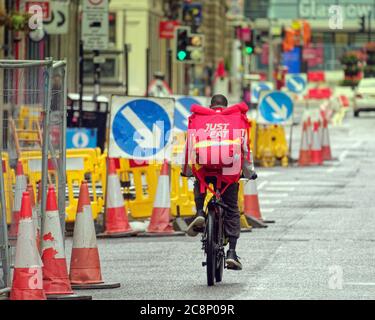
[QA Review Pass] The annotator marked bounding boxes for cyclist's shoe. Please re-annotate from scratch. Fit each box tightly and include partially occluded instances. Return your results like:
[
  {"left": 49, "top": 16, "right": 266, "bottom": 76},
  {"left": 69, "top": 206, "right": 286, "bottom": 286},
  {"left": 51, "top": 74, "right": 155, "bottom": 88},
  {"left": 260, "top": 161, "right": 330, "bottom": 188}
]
[
  {"left": 226, "top": 250, "right": 242, "bottom": 271},
  {"left": 186, "top": 210, "right": 206, "bottom": 237}
]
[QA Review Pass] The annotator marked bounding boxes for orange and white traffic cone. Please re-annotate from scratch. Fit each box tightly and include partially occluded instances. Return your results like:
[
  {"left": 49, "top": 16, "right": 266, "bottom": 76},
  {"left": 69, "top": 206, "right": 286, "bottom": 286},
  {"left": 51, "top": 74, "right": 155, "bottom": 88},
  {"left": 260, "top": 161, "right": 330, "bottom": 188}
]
[
  {"left": 146, "top": 161, "right": 177, "bottom": 235},
  {"left": 310, "top": 119, "right": 323, "bottom": 166},
  {"left": 41, "top": 186, "right": 74, "bottom": 296},
  {"left": 298, "top": 120, "right": 311, "bottom": 166},
  {"left": 321, "top": 115, "right": 333, "bottom": 161},
  {"left": 9, "top": 161, "right": 27, "bottom": 238},
  {"left": 70, "top": 181, "right": 120, "bottom": 290},
  {"left": 306, "top": 113, "right": 313, "bottom": 150},
  {"left": 243, "top": 179, "right": 269, "bottom": 228},
  {"left": 10, "top": 191, "right": 46, "bottom": 300},
  {"left": 26, "top": 184, "right": 40, "bottom": 251},
  {"left": 100, "top": 158, "right": 136, "bottom": 237}
]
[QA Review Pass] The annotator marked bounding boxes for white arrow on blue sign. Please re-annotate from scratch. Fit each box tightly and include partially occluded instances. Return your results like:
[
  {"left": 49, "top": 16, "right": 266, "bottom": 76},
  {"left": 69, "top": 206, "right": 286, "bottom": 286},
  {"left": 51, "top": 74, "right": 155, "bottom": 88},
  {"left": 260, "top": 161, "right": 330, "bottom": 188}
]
[
  {"left": 251, "top": 82, "right": 273, "bottom": 103},
  {"left": 286, "top": 74, "right": 306, "bottom": 94},
  {"left": 66, "top": 128, "right": 97, "bottom": 149},
  {"left": 259, "top": 91, "right": 294, "bottom": 124},
  {"left": 174, "top": 96, "right": 208, "bottom": 131},
  {"left": 109, "top": 97, "right": 174, "bottom": 160}
]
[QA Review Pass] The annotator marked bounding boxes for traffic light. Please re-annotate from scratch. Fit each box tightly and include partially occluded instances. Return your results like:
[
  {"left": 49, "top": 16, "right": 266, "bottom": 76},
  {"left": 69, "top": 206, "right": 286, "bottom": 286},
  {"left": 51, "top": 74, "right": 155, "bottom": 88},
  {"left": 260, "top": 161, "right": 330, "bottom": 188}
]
[
  {"left": 176, "top": 28, "right": 189, "bottom": 61},
  {"left": 244, "top": 41, "right": 254, "bottom": 55},
  {"left": 360, "top": 15, "right": 366, "bottom": 32},
  {"left": 175, "top": 27, "right": 204, "bottom": 64}
]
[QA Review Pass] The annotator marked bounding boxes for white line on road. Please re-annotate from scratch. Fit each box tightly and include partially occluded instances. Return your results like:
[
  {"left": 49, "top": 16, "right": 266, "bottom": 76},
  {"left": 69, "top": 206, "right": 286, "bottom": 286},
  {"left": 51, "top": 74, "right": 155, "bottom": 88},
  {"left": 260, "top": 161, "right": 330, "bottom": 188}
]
[
  {"left": 259, "top": 193, "right": 289, "bottom": 198},
  {"left": 326, "top": 150, "right": 349, "bottom": 173},
  {"left": 265, "top": 187, "right": 296, "bottom": 192},
  {"left": 260, "top": 208, "right": 275, "bottom": 213},
  {"left": 345, "top": 282, "right": 375, "bottom": 286},
  {"left": 259, "top": 200, "right": 282, "bottom": 205},
  {"left": 257, "top": 181, "right": 268, "bottom": 191}
]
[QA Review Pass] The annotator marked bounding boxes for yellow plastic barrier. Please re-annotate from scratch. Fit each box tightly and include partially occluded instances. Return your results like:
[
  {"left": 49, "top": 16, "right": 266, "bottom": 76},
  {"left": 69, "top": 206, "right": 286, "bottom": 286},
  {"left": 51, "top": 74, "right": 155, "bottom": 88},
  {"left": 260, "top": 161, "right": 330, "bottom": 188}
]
[
  {"left": 255, "top": 124, "right": 289, "bottom": 167},
  {"left": 170, "top": 164, "right": 195, "bottom": 217},
  {"left": 1, "top": 152, "right": 15, "bottom": 224},
  {"left": 19, "top": 149, "right": 104, "bottom": 223},
  {"left": 117, "top": 160, "right": 160, "bottom": 219}
]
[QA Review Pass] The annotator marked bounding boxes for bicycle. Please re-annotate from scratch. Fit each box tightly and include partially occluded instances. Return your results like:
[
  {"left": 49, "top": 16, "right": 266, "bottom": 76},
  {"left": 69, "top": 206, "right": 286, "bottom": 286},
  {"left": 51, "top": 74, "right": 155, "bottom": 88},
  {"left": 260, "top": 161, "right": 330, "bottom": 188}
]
[{"left": 201, "top": 192, "right": 230, "bottom": 287}]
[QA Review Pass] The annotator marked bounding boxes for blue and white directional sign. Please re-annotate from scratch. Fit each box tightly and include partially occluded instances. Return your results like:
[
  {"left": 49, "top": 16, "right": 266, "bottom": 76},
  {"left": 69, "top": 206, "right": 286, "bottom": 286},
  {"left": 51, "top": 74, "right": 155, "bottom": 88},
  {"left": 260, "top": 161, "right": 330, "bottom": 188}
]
[
  {"left": 109, "top": 96, "right": 175, "bottom": 161},
  {"left": 67, "top": 128, "right": 97, "bottom": 149},
  {"left": 286, "top": 74, "right": 307, "bottom": 94},
  {"left": 173, "top": 96, "right": 209, "bottom": 132},
  {"left": 258, "top": 91, "right": 294, "bottom": 124},
  {"left": 251, "top": 81, "right": 274, "bottom": 103}
]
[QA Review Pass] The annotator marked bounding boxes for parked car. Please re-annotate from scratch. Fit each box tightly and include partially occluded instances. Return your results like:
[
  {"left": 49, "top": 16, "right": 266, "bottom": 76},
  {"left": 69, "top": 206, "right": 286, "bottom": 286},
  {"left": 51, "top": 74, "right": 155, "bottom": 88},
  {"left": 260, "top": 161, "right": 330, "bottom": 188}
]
[{"left": 353, "top": 78, "right": 375, "bottom": 117}]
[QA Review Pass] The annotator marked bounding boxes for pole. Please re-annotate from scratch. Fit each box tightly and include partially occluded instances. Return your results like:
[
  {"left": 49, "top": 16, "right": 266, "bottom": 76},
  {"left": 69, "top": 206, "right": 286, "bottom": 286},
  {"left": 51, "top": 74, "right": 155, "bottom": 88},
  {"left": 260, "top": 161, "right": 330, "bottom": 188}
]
[
  {"left": 146, "top": 48, "right": 150, "bottom": 97},
  {"left": 93, "top": 50, "right": 101, "bottom": 110},
  {"left": 167, "top": 48, "right": 173, "bottom": 89},
  {"left": 369, "top": 11, "right": 372, "bottom": 42},
  {"left": 268, "top": 19, "right": 274, "bottom": 83},
  {"left": 78, "top": 40, "right": 84, "bottom": 127},
  {"left": 124, "top": 44, "right": 129, "bottom": 95}
]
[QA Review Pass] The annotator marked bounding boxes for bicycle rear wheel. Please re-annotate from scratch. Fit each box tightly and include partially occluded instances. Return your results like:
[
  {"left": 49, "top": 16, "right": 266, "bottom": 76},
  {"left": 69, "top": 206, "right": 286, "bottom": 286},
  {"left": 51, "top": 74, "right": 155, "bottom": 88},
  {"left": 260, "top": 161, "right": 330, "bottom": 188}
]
[
  {"left": 206, "top": 210, "right": 216, "bottom": 287},
  {"left": 215, "top": 214, "right": 224, "bottom": 283}
]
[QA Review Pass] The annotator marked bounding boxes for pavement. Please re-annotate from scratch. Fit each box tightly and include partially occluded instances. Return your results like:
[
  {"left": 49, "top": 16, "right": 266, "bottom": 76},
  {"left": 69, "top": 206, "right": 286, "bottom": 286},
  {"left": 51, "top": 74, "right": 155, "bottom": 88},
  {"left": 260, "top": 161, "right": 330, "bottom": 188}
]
[{"left": 64, "top": 110, "right": 375, "bottom": 300}]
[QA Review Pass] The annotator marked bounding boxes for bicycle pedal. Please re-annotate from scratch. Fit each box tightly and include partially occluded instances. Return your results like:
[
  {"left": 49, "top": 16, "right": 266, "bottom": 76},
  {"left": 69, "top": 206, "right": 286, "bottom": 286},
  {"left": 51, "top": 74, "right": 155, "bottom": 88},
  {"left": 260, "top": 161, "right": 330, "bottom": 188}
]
[{"left": 202, "top": 262, "right": 207, "bottom": 267}]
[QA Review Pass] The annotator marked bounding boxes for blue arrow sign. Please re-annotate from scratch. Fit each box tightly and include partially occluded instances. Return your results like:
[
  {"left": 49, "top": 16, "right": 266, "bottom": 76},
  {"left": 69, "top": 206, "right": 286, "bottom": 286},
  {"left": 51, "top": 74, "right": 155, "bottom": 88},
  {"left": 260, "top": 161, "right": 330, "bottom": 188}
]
[
  {"left": 66, "top": 128, "right": 97, "bottom": 149},
  {"left": 174, "top": 97, "right": 201, "bottom": 131},
  {"left": 259, "top": 92, "right": 294, "bottom": 124},
  {"left": 111, "top": 99, "right": 172, "bottom": 158},
  {"left": 286, "top": 74, "right": 306, "bottom": 93},
  {"left": 252, "top": 82, "right": 273, "bottom": 103}
]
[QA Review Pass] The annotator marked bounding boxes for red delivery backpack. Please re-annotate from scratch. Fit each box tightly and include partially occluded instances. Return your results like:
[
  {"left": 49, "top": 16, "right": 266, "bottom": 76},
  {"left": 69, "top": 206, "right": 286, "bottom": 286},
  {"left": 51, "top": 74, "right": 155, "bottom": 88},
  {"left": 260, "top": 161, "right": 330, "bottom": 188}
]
[{"left": 184, "top": 102, "right": 250, "bottom": 194}]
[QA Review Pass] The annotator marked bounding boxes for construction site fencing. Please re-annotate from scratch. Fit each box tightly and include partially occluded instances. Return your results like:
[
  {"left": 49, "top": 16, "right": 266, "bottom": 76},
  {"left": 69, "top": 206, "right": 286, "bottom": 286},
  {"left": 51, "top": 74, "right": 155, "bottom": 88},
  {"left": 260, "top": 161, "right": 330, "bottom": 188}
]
[{"left": 0, "top": 59, "right": 67, "bottom": 290}]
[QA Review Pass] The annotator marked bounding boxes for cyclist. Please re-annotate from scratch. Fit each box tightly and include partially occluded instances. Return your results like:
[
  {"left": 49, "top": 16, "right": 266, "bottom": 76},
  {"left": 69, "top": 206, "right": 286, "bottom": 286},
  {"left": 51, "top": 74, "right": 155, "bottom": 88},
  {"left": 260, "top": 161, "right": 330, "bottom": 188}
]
[{"left": 184, "top": 94, "right": 257, "bottom": 271}]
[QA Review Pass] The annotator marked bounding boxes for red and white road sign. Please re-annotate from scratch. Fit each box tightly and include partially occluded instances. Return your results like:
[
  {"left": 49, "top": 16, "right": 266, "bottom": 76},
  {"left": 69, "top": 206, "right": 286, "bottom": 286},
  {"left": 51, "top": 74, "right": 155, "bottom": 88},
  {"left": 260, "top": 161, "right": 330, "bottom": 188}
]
[{"left": 26, "top": 1, "right": 51, "bottom": 21}]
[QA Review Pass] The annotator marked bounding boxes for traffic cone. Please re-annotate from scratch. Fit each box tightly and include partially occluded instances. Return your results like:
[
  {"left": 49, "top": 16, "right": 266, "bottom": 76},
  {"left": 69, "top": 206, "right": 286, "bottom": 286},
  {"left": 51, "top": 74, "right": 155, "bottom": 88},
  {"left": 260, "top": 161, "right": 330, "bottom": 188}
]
[
  {"left": 70, "top": 181, "right": 120, "bottom": 290},
  {"left": 243, "top": 179, "right": 269, "bottom": 228},
  {"left": 41, "top": 186, "right": 74, "bottom": 296},
  {"left": 321, "top": 116, "right": 333, "bottom": 161},
  {"left": 298, "top": 120, "right": 311, "bottom": 166},
  {"left": 310, "top": 120, "right": 323, "bottom": 165},
  {"left": 146, "top": 160, "right": 179, "bottom": 235},
  {"left": 10, "top": 191, "right": 46, "bottom": 300},
  {"left": 99, "top": 158, "right": 136, "bottom": 237},
  {"left": 9, "top": 161, "right": 27, "bottom": 238},
  {"left": 26, "top": 184, "right": 40, "bottom": 251},
  {"left": 306, "top": 114, "right": 313, "bottom": 149}
]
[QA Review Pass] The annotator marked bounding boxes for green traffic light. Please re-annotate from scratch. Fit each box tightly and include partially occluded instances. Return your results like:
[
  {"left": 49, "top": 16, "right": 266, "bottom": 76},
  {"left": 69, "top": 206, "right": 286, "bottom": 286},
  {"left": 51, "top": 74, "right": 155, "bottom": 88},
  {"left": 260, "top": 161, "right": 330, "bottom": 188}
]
[
  {"left": 245, "top": 46, "right": 254, "bottom": 55},
  {"left": 177, "top": 50, "right": 187, "bottom": 61}
]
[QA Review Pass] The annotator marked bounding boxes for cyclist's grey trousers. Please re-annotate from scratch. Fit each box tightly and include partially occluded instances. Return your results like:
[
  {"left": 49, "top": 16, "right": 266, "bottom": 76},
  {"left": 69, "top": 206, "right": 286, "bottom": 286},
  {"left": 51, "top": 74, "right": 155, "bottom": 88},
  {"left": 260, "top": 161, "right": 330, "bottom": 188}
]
[{"left": 194, "top": 178, "right": 241, "bottom": 239}]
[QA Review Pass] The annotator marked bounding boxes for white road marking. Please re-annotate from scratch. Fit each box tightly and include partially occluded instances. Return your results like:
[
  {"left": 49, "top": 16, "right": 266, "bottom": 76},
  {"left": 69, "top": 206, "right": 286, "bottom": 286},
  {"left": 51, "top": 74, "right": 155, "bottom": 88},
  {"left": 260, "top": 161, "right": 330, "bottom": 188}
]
[
  {"left": 259, "top": 193, "right": 289, "bottom": 198},
  {"left": 326, "top": 150, "right": 349, "bottom": 173},
  {"left": 259, "top": 200, "right": 282, "bottom": 205},
  {"left": 345, "top": 282, "right": 375, "bottom": 286},
  {"left": 260, "top": 208, "right": 275, "bottom": 213},
  {"left": 265, "top": 187, "right": 296, "bottom": 192},
  {"left": 257, "top": 181, "right": 268, "bottom": 191}
]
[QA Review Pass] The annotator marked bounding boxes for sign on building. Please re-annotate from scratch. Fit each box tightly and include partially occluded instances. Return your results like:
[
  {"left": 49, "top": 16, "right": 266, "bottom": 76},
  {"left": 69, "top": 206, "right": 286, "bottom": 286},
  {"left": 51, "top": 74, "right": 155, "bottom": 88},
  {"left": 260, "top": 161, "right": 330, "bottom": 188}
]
[
  {"left": 82, "top": 0, "right": 109, "bottom": 51},
  {"left": 44, "top": 0, "right": 69, "bottom": 34}
]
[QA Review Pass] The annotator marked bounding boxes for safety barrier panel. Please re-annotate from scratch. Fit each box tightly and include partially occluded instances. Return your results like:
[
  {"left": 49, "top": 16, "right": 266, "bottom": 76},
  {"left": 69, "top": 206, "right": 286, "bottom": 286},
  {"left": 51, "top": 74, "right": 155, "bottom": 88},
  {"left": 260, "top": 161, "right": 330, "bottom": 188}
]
[
  {"left": 1, "top": 153, "right": 15, "bottom": 224},
  {"left": 18, "top": 149, "right": 104, "bottom": 223}
]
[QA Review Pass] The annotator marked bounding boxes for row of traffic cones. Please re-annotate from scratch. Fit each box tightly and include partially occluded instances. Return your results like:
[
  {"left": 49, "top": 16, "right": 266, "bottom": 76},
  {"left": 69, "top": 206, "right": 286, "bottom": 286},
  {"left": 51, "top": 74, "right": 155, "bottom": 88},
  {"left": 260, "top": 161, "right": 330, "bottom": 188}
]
[
  {"left": 298, "top": 110, "right": 333, "bottom": 166},
  {"left": 10, "top": 181, "right": 120, "bottom": 300}
]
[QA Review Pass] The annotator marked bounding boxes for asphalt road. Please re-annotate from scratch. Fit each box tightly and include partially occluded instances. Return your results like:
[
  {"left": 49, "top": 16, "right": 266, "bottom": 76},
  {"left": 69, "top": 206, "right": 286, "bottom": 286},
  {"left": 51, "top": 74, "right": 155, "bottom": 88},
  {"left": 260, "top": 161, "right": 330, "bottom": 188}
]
[{"left": 65, "top": 111, "right": 375, "bottom": 300}]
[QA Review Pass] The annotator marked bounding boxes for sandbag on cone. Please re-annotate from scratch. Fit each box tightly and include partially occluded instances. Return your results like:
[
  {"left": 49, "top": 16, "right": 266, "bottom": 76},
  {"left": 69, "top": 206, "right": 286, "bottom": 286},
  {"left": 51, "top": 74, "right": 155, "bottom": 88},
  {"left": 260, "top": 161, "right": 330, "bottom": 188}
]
[
  {"left": 146, "top": 161, "right": 181, "bottom": 236},
  {"left": 27, "top": 184, "right": 40, "bottom": 251},
  {"left": 321, "top": 116, "right": 333, "bottom": 161},
  {"left": 70, "top": 181, "right": 120, "bottom": 290},
  {"left": 10, "top": 192, "right": 46, "bottom": 300},
  {"left": 243, "top": 179, "right": 270, "bottom": 228},
  {"left": 100, "top": 158, "right": 136, "bottom": 237},
  {"left": 310, "top": 120, "right": 323, "bottom": 166},
  {"left": 298, "top": 120, "right": 311, "bottom": 166},
  {"left": 41, "top": 186, "right": 74, "bottom": 296},
  {"left": 9, "top": 161, "right": 27, "bottom": 238}
]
